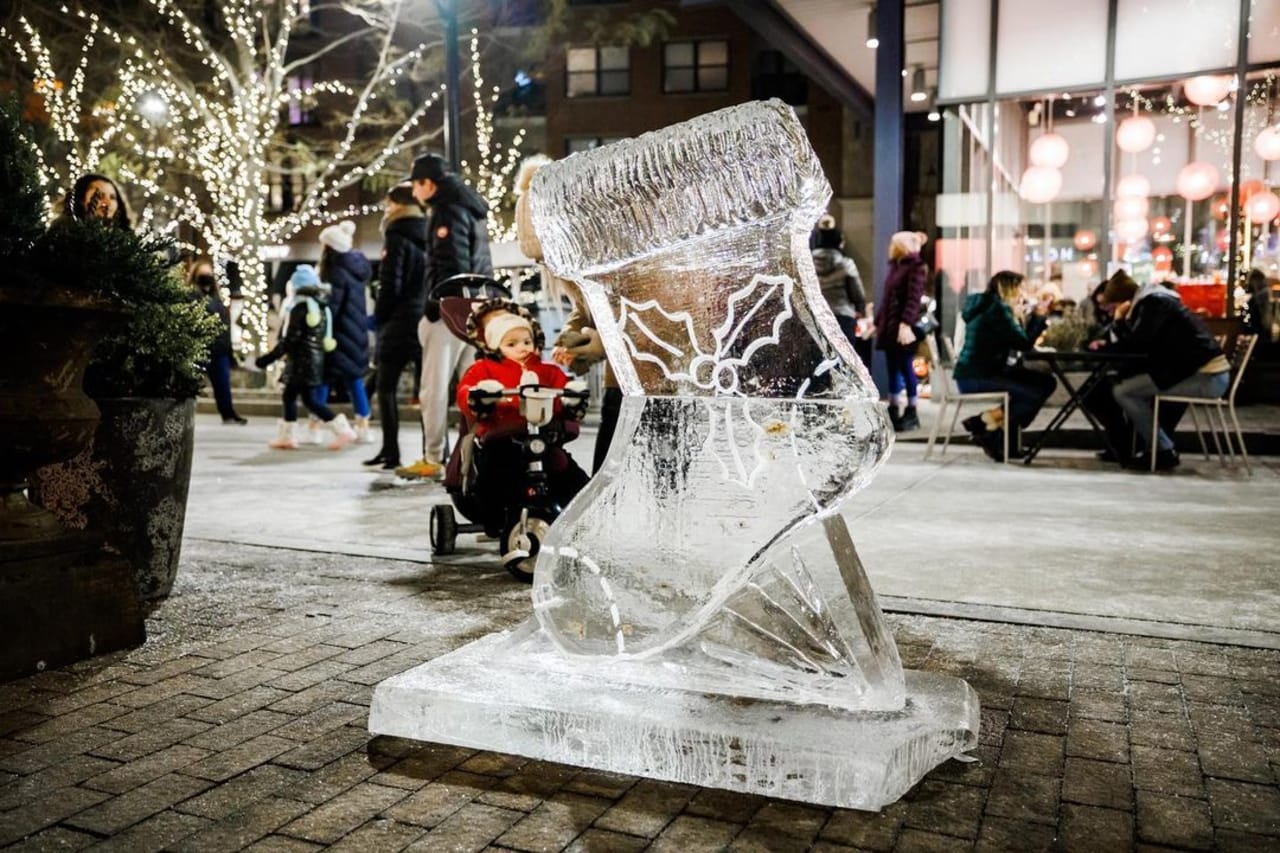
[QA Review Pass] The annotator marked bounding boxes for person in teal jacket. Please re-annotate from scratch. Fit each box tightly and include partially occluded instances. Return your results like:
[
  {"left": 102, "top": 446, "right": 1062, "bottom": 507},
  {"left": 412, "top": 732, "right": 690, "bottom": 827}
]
[{"left": 954, "top": 270, "right": 1055, "bottom": 461}]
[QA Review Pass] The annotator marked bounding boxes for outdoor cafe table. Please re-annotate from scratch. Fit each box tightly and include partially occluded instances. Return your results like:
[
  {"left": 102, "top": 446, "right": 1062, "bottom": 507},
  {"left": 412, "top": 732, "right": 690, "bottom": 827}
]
[{"left": 1020, "top": 349, "right": 1146, "bottom": 465}]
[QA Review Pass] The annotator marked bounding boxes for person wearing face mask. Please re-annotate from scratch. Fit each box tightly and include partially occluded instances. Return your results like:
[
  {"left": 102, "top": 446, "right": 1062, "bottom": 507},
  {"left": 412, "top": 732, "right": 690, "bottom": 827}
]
[{"left": 188, "top": 257, "right": 247, "bottom": 424}]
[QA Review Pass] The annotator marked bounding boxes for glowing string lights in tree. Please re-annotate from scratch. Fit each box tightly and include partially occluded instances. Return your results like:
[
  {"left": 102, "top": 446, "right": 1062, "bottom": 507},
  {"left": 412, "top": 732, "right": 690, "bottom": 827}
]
[
  {"left": 4, "top": 0, "right": 441, "bottom": 351},
  {"left": 460, "top": 29, "right": 527, "bottom": 243}
]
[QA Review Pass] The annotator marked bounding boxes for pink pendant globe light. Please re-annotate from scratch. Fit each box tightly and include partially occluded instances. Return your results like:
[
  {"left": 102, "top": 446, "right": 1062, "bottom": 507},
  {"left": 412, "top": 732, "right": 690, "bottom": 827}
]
[
  {"left": 1116, "top": 116, "right": 1156, "bottom": 152},
  {"left": 1030, "top": 133, "right": 1070, "bottom": 169},
  {"left": 1073, "top": 229, "right": 1097, "bottom": 251},
  {"left": 1246, "top": 190, "right": 1280, "bottom": 224},
  {"left": 1019, "top": 165, "right": 1062, "bottom": 204},
  {"left": 1184, "top": 75, "right": 1233, "bottom": 107},
  {"left": 1256, "top": 127, "right": 1280, "bottom": 162},
  {"left": 1177, "top": 161, "right": 1219, "bottom": 201}
]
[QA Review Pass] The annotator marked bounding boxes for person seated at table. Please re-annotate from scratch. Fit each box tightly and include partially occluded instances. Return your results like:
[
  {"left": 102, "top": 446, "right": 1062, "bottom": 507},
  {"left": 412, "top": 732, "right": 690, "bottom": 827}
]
[
  {"left": 1085, "top": 270, "right": 1228, "bottom": 471},
  {"left": 954, "top": 270, "right": 1055, "bottom": 461},
  {"left": 1083, "top": 281, "right": 1113, "bottom": 342}
]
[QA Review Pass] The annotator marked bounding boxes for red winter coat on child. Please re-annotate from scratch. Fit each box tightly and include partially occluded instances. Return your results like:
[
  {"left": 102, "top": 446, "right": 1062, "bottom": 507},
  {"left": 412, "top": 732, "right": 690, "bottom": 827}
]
[{"left": 456, "top": 355, "right": 568, "bottom": 438}]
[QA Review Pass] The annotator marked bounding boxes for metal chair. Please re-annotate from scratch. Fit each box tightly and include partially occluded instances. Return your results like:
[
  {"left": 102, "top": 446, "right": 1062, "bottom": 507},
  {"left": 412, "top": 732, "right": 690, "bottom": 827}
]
[
  {"left": 923, "top": 333, "right": 1010, "bottom": 464},
  {"left": 1151, "top": 333, "right": 1257, "bottom": 473}
]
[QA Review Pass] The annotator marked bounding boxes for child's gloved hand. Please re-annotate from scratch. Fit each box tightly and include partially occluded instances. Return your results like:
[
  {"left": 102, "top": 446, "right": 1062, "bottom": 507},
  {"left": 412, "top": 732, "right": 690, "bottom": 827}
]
[
  {"left": 467, "top": 379, "right": 504, "bottom": 417},
  {"left": 562, "top": 379, "right": 590, "bottom": 420}
]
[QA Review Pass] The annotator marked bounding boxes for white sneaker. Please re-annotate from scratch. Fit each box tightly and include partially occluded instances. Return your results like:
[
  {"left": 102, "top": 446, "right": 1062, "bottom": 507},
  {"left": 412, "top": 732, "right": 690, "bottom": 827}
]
[
  {"left": 269, "top": 419, "right": 299, "bottom": 450},
  {"left": 307, "top": 416, "right": 325, "bottom": 446},
  {"left": 354, "top": 415, "right": 375, "bottom": 444},
  {"left": 327, "top": 414, "right": 357, "bottom": 450}
]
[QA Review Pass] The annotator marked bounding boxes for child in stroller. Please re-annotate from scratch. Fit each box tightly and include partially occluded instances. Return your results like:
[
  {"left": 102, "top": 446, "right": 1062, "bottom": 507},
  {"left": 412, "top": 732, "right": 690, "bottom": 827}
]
[{"left": 429, "top": 294, "right": 590, "bottom": 582}]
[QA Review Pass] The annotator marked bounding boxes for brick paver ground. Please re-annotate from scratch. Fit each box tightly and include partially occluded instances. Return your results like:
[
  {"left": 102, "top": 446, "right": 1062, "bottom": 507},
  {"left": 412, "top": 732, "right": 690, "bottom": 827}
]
[{"left": 2, "top": 539, "right": 1278, "bottom": 851}]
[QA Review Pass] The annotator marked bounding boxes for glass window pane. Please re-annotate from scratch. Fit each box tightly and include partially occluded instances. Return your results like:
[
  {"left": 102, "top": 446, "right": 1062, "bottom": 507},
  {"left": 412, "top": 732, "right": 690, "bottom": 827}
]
[
  {"left": 1250, "top": 0, "right": 1280, "bottom": 63},
  {"left": 1110, "top": 80, "right": 1236, "bottom": 299},
  {"left": 665, "top": 69, "right": 695, "bottom": 93},
  {"left": 599, "top": 46, "right": 629, "bottom": 70},
  {"left": 664, "top": 42, "right": 694, "bottom": 67},
  {"left": 699, "top": 40, "right": 728, "bottom": 67},
  {"left": 995, "top": 0, "right": 1107, "bottom": 95},
  {"left": 567, "top": 71, "right": 596, "bottom": 98},
  {"left": 1115, "top": 0, "right": 1238, "bottom": 81},
  {"left": 599, "top": 69, "right": 629, "bottom": 95},
  {"left": 939, "top": 0, "right": 990, "bottom": 100},
  {"left": 698, "top": 67, "right": 728, "bottom": 91},
  {"left": 567, "top": 48, "right": 596, "bottom": 72}
]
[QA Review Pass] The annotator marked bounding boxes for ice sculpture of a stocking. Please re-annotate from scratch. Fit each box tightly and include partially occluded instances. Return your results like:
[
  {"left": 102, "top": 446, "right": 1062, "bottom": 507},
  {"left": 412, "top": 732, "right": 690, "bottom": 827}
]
[
  {"left": 527, "top": 99, "right": 900, "bottom": 713},
  {"left": 369, "top": 101, "right": 978, "bottom": 811}
]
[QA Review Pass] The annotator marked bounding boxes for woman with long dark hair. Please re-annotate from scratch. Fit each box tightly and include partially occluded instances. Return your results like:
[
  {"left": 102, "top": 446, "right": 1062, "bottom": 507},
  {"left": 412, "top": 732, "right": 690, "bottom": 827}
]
[{"left": 60, "top": 173, "right": 132, "bottom": 230}]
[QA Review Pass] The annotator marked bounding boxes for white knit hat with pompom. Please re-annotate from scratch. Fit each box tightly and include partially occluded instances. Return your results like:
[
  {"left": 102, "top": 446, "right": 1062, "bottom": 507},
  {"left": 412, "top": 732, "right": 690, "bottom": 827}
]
[{"left": 319, "top": 220, "right": 356, "bottom": 254}]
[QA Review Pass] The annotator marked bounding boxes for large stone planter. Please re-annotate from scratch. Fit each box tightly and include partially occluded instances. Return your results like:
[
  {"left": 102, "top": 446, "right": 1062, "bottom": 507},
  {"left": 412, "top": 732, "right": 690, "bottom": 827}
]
[
  {"left": 0, "top": 287, "right": 121, "bottom": 540},
  {"left": 33, "top": 397, "right": 196, "bottom": 601}
]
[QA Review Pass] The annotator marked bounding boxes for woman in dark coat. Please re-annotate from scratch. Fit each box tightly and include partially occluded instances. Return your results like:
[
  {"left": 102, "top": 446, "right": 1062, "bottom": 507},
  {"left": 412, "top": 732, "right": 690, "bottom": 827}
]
[
  {"left": 317, "top": 221, "right": 374, "bottom": 443},
  {"left": 873, "top": 231, "right": 929, "bottom": 431},
  {"left": 365, "top": 182, "right": 429, "bottom": 469},
  {"left": 188, "top": 257, "right": 246, "bottom": 424}
]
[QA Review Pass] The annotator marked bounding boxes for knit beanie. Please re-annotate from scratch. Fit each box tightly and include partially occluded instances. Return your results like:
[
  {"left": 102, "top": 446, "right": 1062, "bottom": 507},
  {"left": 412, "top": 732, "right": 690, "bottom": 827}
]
[
  {"left": 484, "top": 312, "right": 534, "bottom": 352},
  {"left": 1101, "top": 270, "right": 1139, "bottom": 304},
  {"left": 319, "top": 220, "right": 356, "bottom": 254},
  {"left": 290, "top": 264, "right": 320, "bottom": 288}
]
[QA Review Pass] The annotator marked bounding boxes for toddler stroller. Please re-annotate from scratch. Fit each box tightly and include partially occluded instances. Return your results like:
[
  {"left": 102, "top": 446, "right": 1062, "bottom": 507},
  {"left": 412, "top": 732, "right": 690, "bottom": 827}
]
[{"left": 428, "top": 278, "right": 590, "bottom": 582}]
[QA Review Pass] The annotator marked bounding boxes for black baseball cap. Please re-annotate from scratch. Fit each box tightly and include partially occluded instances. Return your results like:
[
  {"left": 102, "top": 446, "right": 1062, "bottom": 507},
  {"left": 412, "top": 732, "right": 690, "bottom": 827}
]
[{"left": 408, "top": 153, "right": 449, "bottom": 183}]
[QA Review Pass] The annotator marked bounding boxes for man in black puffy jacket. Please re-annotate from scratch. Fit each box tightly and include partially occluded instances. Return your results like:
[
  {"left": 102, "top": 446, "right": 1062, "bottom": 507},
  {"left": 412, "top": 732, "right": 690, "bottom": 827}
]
[
  {"left": 365, "top": 182, "right": 429, "bottom": 470},
  {"left": 400, "top": 153, "right": 494, "bottom": 479},
  {"left": 1087, "top": 271, "right": 1229, "bottom": 471}
]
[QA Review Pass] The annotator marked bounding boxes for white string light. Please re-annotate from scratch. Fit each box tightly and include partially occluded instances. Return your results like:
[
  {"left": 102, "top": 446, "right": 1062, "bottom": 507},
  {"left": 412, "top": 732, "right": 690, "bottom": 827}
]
[{"left": 4, "top": 1, "right": 437, "bottom": 352}]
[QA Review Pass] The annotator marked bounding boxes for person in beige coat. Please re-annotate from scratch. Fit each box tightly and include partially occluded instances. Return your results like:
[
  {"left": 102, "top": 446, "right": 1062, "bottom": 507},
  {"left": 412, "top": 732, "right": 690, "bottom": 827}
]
[{"left": 515, "top": 156, "right": 620, "bottom": 473}]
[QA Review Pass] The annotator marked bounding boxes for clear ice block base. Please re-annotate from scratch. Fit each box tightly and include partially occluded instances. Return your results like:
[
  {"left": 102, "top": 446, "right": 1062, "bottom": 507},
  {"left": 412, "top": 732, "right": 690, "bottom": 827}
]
[{"left": 368, "top": 622, "right": 979, "bottom": 811}]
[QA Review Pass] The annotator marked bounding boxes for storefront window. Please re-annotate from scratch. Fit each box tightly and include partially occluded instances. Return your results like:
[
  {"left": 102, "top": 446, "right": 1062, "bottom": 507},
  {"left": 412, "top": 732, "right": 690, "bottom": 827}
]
[
  {"left": 1114, "top": 0, "right": 1239, "bottom": 83},
  {"left": 1249, "top": 0, "right": 1280, "bottom": 65},
  {"left": 1240, "top": 69, "right": 1280, "bottom": 283},
  {"left": 994, "top": 0, "right": 1107, "bottom": 95},
  {"left": 940, "top": 0, "right": 1280, "bottom": 322}
]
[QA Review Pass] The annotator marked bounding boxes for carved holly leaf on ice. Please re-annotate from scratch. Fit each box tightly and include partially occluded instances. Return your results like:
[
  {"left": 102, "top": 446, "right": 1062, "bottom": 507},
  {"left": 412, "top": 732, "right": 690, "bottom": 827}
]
[{"left": 618, "top": 273, "right": 794, "bottom": 396}]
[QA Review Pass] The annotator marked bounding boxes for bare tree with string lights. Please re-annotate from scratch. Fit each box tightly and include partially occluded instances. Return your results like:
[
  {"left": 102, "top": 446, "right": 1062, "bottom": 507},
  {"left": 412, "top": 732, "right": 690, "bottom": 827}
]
[{"left": 3, "top": 0, "right": 452, "bottom": 348}]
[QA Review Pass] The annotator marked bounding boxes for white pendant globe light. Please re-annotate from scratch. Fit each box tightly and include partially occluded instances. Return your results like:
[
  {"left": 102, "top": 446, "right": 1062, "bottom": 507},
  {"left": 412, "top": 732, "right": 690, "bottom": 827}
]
[
  {"left": 1255, "top": 126, "right": 1280, "bottom": 162},
  {"left": 1246, "top": 190, "right": 1280, "bottom": 224},
  {"left": 1113, "top": 195, "right": 1150, "bottom": 221},
  {"left": 1019, "top": 165, "right": 1062, "bottom": 204},
  {"left": 1030, "top": 133, "right": 1070, "bottom": 169},
  {"left": 1115, "top": 218, "right": 1149, "bottom": 243},
  {"left": 1116, "top": 174, "right": 1151, "bottom": 199},
  {"left": 1176, "top": 161, "right": 1219, "bottom": 201},
  {"left": 1116, "top": 116, "right": 1156, "bottom": 153},
  {"left": 1184, "top": 75, "right": 1233, "bottom": 107}
]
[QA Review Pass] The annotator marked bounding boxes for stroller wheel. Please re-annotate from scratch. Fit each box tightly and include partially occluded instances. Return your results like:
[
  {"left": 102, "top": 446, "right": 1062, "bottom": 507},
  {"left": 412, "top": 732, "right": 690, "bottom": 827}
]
[
  {"left": 430, "top": 504, "right": 458, "bottom": 555},
  {"left": 501, "top": 511, "right": 552, "bottom": 584}
]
